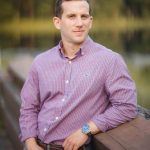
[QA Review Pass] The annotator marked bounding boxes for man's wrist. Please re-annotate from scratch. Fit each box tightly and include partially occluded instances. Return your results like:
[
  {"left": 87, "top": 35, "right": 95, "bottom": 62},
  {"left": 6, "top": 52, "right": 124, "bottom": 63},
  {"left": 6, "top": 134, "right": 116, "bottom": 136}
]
[
  {"left": 25, "top": 137, "right": 37, "bottom": 147},
  {"left": 81, "top": 124, "right": 92, "bottom": 137},
  {"left": 87, "top": 121, "right": 100, "bottom": 135}
]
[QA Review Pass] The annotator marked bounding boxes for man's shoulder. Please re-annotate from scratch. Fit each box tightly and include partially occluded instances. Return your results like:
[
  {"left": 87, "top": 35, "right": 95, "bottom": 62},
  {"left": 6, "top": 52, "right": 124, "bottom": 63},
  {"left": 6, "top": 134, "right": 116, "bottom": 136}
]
[
  {"left": 33, "top": 46, "right": 58, "bottom": 63},
  {"left": 93, "top": 42, "right": 120, "bottom": 60}
]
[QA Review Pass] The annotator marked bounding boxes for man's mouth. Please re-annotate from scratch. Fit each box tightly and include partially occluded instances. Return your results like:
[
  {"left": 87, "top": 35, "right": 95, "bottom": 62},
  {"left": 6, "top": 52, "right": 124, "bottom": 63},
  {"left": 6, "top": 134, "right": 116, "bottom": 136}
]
[{"left": 73, "top": 30, "right": 84, "bottom": 33}]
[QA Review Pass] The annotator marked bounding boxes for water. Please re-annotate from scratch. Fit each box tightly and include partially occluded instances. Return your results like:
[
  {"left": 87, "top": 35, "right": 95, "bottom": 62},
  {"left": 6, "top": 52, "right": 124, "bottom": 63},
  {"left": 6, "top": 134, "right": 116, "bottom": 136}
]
[{"left": 0, "top": 29, "right": 150, "bottom": 109}]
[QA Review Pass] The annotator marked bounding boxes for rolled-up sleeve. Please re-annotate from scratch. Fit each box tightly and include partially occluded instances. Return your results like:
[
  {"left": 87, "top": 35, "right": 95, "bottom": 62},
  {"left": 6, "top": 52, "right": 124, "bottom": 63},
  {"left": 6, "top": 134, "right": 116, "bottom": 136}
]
[{"left": 92, "top": 53, "right": 137, "bottom": 132}]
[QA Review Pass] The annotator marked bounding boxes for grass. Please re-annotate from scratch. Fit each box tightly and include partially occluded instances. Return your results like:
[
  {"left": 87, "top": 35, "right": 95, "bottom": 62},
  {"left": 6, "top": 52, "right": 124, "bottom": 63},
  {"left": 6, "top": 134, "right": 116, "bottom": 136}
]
[
  {"left": 128, "top": 64, "right": 150, "bottom": 109},
  {"left": 0, "top": 17, "right": 150, "bottom": 35},
  {"left": 0, "top": 18, "right": 57, "bottom": 35}
]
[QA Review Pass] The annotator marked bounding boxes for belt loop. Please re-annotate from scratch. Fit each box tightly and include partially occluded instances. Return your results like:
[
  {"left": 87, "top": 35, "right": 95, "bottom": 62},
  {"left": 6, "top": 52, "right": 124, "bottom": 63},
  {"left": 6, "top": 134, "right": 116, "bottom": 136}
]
[{"left": 47, "top": 144, "right": 50, "bottom": 150}]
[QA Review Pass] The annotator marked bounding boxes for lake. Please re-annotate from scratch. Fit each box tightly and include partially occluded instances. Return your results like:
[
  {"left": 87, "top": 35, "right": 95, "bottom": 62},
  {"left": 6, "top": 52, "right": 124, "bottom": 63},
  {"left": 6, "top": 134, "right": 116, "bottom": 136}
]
[{"left": 0, "top": 28, "right": 150, "bottom": 109}]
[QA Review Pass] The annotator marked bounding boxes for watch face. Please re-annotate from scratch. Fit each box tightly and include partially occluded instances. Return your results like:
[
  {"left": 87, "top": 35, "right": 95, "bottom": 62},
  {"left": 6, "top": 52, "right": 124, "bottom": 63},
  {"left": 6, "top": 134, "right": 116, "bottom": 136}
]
[{"left": 82, "top": 124, "right": 90, "bottom": 134}]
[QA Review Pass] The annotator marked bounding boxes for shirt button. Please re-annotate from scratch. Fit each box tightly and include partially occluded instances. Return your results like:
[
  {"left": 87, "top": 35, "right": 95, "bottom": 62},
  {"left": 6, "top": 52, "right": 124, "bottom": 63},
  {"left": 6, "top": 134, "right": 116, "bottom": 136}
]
[
  {"left": 44, "top": 128, "right": 47, "bottom": 132},
  {"left": 62, "top": 98, "right": 65, "bottom": 102},
  {"left": 55, "top": 117, "right": 59, "bottom": 120},
  {"left": 68, "top": 61, "right": 72, "bottom": 64},
  {"left": 65, "top": 80, "right": 69, "bottom": 84}
]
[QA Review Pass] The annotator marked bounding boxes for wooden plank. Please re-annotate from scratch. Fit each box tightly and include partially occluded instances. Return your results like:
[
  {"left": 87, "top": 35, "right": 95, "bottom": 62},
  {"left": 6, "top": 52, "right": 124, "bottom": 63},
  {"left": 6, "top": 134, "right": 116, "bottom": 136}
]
[
  {"left": 0, "top": 71, "right": 23, "bottom": 149},
  {"left": 1, "top": 76, "right": 20, "bottom": 122},
  {"left": 8, "top": 54, "right": 33, "bottom": 88},
  {"left": 0, "top": 97, "right": 23, "bottom": 150},
  {"left": 93, "top": 116, "right": 150, "bottom": 150},
  {"left": 129, "top": 116, "right": 150, "bottom": 133},
  {"left": 94, "top": 132, "right": 125, "bottom": 150},
  {"left": 108, "top": 122, "right": 150, "bottom": 150}
]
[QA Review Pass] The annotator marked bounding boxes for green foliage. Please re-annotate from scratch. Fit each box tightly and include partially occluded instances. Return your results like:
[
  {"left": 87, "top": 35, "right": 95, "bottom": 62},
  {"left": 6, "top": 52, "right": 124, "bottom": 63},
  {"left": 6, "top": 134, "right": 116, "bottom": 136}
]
[
  {"left": 122, "top": 0, "right": 150, "bottom": 18},
  {"left": 0, "top": 0, "right": 150, "bottom": 21},
  {"left": 0, "top": 0, "right": 15, "bottom": 21},
  {"left": 34, "top": 0, "right": 54, "bottom": 18},
  {"left": 92, "top": 0, "right": 123, "bottom": 17}
]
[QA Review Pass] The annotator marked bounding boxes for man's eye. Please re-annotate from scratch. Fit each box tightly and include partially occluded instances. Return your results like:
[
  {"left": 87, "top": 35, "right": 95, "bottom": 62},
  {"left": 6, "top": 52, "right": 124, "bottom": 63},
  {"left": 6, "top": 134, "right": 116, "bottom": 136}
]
[
  {"left": 68, "top": 15, "right": 75, "bottom": 19},
  {"left": 82, "top": 15, "right": 89, "bottom": 19}
]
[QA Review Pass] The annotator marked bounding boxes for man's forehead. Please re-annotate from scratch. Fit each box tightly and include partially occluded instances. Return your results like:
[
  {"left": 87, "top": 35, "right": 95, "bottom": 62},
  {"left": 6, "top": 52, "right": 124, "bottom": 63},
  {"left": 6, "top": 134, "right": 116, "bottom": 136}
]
[
  {"left": 62, "top": 0, "right": 87, "bottom": 2},
  {"left": 61, "top": 1, "right": 89, "bottom": 11}
]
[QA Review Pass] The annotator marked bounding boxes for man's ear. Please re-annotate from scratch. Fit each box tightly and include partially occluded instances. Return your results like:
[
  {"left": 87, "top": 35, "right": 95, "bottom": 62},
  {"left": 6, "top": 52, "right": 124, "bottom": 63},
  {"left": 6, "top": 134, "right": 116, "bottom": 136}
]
[
  {"left": 53, "top": 17, "right": 61, "bottom": 30},
  {"left": 89, "top": 16, "right": 93, "bottom": 29}
]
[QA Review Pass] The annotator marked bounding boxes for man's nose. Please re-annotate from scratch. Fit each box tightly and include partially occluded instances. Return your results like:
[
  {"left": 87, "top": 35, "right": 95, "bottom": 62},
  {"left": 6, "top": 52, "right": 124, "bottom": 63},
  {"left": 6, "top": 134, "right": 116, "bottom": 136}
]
[{"left": 75, "top": 17, "right": 83, "bottom": 26}]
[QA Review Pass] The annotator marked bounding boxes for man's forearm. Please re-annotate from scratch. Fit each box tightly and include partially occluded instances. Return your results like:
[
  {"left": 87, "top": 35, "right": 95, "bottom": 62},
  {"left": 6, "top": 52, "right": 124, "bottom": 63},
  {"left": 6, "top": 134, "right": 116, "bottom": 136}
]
[{"left": 88, "top": 121, "right": 101, "bottom": 135}]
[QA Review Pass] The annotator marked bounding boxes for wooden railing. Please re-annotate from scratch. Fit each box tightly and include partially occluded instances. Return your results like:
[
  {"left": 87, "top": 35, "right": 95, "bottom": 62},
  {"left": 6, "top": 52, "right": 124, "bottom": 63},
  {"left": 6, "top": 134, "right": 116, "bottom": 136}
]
[{"left": 0, "top": 55, "right": 150, "bottom": 150}]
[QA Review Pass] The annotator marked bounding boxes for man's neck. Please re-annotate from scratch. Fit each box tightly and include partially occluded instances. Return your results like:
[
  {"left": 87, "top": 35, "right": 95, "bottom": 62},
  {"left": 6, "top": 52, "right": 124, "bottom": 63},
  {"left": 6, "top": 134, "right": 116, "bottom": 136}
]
[{"left": 62, "top": 41, "right": 82, "bottom": 59}]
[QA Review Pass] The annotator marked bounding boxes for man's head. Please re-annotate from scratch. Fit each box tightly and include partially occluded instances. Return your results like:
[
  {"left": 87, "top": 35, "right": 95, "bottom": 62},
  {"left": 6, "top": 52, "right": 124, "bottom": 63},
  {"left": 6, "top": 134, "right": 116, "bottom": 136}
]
[
  {"left": 53, "top": 0, "right": 93, "bottom": 46},
  {"left": 55, "top": 0, "right": 91, "bottom": 18}
]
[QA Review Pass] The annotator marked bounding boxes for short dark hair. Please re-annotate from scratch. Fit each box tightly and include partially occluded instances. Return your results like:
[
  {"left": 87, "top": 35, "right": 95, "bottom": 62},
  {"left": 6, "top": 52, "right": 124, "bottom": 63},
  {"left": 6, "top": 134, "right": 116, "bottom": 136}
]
[{"left": 55, "top": 0, "right": 91, "bottom": 18}]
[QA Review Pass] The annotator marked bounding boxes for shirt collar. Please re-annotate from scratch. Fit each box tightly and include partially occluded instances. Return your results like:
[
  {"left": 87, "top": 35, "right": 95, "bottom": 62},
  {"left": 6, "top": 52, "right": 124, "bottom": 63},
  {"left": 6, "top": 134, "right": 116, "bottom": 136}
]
[
  {"left": 57, "top": 36, "right": 93, "bottom": 58},
  {"left": 80, "top": 36, "right": 94, "bottom": 55}
]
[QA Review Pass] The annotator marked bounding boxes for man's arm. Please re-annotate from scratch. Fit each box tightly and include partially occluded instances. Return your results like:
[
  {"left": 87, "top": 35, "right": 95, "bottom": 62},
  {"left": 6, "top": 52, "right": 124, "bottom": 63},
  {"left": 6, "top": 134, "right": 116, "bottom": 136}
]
[
  {"left": 63, "top": 53, "right": 137, "bottom": 150},
  {"left": 63, "top": 121, "right": 100, "bottom": 150},
  {"left": 91, "top": 53, "right": 137, "bottom": 132},
  {"left": 19, "top": 60, "right": 40, "bottom": 143}
]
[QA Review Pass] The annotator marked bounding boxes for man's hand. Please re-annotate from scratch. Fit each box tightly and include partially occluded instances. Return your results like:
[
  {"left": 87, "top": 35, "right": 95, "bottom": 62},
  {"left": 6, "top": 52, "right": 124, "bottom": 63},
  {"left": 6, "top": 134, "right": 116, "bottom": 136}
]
[
  {"left": 63, "top": 121, "right": 100, "bottom": 150},
  {"left": 63, "top": 129, "right": 88, "bottom": 150},
  {"left": 25, "top": 138, "right": 44, "bottom": 150}
]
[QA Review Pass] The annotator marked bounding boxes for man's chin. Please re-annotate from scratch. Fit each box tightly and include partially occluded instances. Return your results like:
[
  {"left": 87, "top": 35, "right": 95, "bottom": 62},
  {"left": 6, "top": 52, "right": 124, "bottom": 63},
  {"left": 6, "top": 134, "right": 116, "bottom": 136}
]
[{"left": 73, "top": 37, "right": 86, "bottom": 44}]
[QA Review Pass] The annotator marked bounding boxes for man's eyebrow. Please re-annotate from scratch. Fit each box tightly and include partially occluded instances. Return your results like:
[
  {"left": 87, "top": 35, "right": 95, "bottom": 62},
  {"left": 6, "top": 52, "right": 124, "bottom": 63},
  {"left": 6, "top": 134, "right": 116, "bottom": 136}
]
[
  {"left": 66, "top": 13, "right": 89, "bottom": 16},
  {"left": 66, "top": 13, "right": 76, "bottom": 16}
]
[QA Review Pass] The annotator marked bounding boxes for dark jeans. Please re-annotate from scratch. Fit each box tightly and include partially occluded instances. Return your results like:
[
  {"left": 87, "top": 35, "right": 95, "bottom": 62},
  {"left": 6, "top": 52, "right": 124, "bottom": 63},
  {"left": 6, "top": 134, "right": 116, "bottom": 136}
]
[{"left": 24, "top": 143, "right": 93, "bottom": 150}]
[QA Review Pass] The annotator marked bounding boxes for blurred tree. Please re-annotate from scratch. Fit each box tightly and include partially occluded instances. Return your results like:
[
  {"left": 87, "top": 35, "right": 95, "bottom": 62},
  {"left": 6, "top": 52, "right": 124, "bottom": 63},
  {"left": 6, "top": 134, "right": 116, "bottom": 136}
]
[
  {"left": 34, "top": 0, "right": 55, "bottom": 18},
  {"left": 19, "top": 0, "right": 34, "bottom": 18},
  {"left": 122, "top": 0, "right": 150, "bottom": 18},
  {"left": 0, "top": 0, "right": 150, "bottom": 21},
  {"left": 11, "top": 0, "right": 21, "bottom": 19},
  {"left": 93, "top": 0, "right": 123, "bottom": 17},
  {"left": 0, "top": 0, "right": 15, "bottom": 21}
]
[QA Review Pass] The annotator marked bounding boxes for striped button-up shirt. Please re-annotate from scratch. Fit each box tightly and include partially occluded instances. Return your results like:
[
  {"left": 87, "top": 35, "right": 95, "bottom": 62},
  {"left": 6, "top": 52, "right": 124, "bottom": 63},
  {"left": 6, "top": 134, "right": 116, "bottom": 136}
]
[{"left": 19, "top": 37, "right": 137, "bottom": 144}]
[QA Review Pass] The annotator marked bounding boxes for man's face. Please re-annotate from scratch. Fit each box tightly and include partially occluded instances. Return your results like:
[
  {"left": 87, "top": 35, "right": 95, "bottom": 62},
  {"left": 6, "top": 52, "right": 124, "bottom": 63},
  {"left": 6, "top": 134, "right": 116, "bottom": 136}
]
[{"left": 53, "top": 1, "right": 93, "bottom": 45}]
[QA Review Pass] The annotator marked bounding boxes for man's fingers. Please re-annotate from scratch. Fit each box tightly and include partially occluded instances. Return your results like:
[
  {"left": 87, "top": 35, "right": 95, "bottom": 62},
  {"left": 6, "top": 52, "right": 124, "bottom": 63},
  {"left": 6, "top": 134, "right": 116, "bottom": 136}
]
[
  {"left": 73, "top": 144, "right": 79, "bottom": 150},
  {"left": 63, "top": 138, "right": 75, "bottom": 150}
]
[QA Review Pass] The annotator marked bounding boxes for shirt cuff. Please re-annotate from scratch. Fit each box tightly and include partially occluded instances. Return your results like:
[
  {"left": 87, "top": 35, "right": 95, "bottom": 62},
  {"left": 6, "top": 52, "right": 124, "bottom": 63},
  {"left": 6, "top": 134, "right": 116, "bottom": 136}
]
[
  {"left": 19, "top": 131, "right": 37, "bottom": 142},
  {"left": 91, "top": 115, "right": 109, "bottom": 132}
]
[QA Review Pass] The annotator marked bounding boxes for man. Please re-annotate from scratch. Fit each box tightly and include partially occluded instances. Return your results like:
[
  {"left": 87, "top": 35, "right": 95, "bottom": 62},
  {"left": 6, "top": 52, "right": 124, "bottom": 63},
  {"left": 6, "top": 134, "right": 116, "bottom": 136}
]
[{"left": 19, "top": 0, "right": 137, "bottom": 150}]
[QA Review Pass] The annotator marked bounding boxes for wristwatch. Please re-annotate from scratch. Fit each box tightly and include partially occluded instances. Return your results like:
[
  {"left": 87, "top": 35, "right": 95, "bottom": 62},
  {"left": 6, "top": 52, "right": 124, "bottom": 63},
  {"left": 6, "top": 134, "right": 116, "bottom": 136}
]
[{"left": 81, "top": 124, "right": 92, "bottom": 136}]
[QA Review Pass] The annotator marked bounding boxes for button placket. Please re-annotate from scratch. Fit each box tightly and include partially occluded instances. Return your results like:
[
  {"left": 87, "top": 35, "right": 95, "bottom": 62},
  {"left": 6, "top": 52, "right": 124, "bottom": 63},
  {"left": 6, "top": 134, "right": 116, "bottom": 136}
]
[
  {"left": 44, "top": 127, "right": 47, "bottom": 132},
  {"left": 65, "top": 80, "right": 69, "bottom": 84},
  {"left": 64, "top": 60, "right": 72, "bottom": 94},
  {"left": 62, "top": 98, "right": 65, "bottom": 102},
  {"left": 68, "top": 60, "right": 72, "bottom": 64},
  {"left": 55, "top": 116, "right": 59, "bottom": 120}
]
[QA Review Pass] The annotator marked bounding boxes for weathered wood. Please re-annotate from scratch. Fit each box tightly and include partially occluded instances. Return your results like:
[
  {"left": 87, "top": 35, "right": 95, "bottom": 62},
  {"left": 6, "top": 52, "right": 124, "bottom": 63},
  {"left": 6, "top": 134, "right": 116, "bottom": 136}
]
[
  {"left": 93, "top": 116, "right": 150, "bottom": 150},
  {"left": 8, "top": 54, "right": 33, "bottom": 88},
  {"left": 1, "top": 75, "right": 20, "bottom": 122},
  {"left": 138, "top": 105, "right": 150, "bottom": 119},
  {"left": 0, "top": 97, "right": 23, "bottom": 150},
  {"left": 0, "top": 72, "right": 23, "bottom": 150}
]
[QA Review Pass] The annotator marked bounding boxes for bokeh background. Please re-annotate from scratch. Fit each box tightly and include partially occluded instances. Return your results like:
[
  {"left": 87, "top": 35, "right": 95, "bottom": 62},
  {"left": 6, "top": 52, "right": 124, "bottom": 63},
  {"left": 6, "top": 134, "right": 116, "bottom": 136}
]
[{"left": 0, "top": 1, "right": 150, "bottom": 107}]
